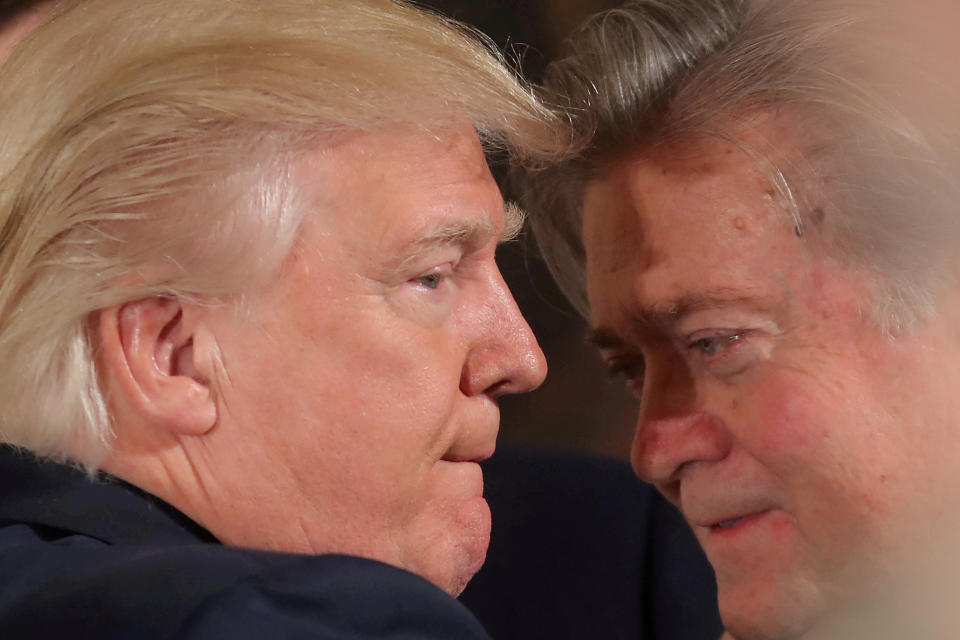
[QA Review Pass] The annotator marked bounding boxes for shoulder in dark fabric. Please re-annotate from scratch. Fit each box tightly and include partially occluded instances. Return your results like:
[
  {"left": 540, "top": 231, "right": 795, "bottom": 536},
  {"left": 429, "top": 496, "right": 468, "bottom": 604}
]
[
  {"left": 0, "top": 445, "right": 490, "bottom": 640},
  {"left": 460, "top": 446, "right": 722, "bottom": 640}
]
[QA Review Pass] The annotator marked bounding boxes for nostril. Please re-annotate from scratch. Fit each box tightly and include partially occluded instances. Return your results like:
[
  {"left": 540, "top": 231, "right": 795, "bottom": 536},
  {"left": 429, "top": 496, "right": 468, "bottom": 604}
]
[{"left": 484, "top": 380, "right": 511, "bottom": 398}]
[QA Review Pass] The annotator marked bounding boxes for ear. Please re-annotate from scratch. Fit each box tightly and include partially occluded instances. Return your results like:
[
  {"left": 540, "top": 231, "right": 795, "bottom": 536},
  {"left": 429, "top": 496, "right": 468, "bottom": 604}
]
[{"left": 98, "top": 297, "right": 217, "bottom": 436}]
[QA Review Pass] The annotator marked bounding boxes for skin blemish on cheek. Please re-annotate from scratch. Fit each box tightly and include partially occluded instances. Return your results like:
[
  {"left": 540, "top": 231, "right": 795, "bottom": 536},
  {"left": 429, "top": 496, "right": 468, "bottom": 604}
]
[
  {"left": 733, "top": 217, "right": 747, "bottom": 232},
  {"left": 811, "top": 207, "right": 826, "bottom": 225}
]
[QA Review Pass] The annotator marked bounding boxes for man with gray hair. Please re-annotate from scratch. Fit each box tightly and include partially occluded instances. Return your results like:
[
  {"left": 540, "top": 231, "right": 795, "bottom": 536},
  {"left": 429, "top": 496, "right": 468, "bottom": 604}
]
[
  {"left": 0, "top": 0, "right": 562, "bottom": 636},
  {"left": 522, "top": 0, "right": 960, "bottom": 637}
]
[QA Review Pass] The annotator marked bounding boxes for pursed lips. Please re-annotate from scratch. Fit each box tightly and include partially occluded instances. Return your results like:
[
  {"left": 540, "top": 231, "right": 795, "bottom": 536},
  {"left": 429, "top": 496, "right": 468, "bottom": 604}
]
[
  {"left": 440, "top": 446, "right": 495, "bottom": 464},
  {"left": 439, "top": 430, "right": 497, "bottom": 464},
  {"left": 440, "top": 413, "right": 499, "bottom": 464}
]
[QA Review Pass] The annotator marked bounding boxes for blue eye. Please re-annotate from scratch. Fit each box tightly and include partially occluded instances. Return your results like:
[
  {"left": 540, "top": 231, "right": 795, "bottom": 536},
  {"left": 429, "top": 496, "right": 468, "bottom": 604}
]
[
  {"left": 417, "top": 272, "right": 444, "bottom": 290},
  {"left": 691, "top": 334, "right": 740, "bottom": 357}
]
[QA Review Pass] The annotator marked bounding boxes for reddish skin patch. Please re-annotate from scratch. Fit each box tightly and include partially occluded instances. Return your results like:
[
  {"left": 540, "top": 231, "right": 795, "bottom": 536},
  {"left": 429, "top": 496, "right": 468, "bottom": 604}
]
[
  {"left": 748, "top": 375, "right": 830, "bottom": 470},
  {"left": 733, "top": 217, "right": 747, "bottom": 232}
]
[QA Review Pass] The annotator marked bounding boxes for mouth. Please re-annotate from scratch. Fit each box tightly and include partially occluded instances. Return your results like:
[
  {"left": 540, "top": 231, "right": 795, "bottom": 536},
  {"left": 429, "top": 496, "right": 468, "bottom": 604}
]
[
  {"left": 440, "top": 440, "right": 496, "bottom": 464},
  {"left": 707, "top": 510, "right": 770, "bottom": 533},
  {"left": 712, "top": 516, "right": 747, "bottom": 530}
]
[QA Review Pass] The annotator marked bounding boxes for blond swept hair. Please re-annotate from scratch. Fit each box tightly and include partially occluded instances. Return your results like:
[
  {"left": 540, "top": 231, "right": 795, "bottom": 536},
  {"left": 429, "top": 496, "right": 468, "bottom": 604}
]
[
  {"left": 0, "top": 0, "right": 562, "bottom": 465},
  {"left": 521, "top": 0, "right": 960, "bottom": 329}
]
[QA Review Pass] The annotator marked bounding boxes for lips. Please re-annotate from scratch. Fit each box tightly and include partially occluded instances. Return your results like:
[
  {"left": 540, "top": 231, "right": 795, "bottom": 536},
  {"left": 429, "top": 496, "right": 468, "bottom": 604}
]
[
  {"left": 684, "top": 495, "right": 775, "bottom": 531},
  {"left": 712, "top": 516, "right": 746, "bottom": 530},
  {"left": 441, "top": 417, "right": 498, "bottom": 463},
  {"left": 705, "top": 510, "right": 771, "bottom": 533},
  {"left": 440, "top": 438, "right": 496, "bottom": 464}
]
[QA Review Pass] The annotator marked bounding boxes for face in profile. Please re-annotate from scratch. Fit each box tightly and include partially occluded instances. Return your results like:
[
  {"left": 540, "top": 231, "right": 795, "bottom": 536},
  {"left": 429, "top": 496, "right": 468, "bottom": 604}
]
[
  {"left": 179, "top": 124, "right": 546, "bottom": 596},
  {"left": 580, "top": 119, "right": 960, "bottom": 637}
]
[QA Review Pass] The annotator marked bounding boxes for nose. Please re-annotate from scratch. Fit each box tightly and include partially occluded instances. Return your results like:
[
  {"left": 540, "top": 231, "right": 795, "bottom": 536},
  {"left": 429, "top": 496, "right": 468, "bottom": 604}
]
[
  {"left": 459, "top": 270, "right": 547, "bottom": 398},
  {"left": 631, "top": 357, "right": 731, "bottom": 492}
]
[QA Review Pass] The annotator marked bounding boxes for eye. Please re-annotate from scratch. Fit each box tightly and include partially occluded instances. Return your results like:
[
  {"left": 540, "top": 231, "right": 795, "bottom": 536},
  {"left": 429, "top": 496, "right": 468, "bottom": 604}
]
[
  {"left": 604, "top": 354, "right": 646, "bottom": 394},
  {"left": 416, "top": 272, "right": 445, "bottom": 290},
  {"left": 690, "top": 334, "right": 741, "bottom": 357},
  {"left": 411, "top": 264, "right": 453, "bottom": 291},
  {"left": 685, "top": 331, "right": 765, "bottom": 378}
]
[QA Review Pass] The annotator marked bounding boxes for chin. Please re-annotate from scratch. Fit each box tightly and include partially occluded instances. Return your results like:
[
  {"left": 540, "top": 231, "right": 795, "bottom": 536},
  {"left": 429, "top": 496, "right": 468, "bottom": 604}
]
[
  {"left": 719, "top": 577, "right": 826, "bottom": 640},
  {"left": 428, "top": 494, "right": 492, "bottom": 596},
  {"left": 428, "top": 543, "right": 487, "bottom": 597}
]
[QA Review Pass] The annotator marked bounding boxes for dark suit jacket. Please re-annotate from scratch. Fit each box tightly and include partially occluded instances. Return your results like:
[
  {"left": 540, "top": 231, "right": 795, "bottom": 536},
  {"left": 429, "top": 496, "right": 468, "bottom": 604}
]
[
  {"left": 0, "top": 446, "right": 490, "bottom": 639},
  {"left": 0, "top": 445, "right": 721, "bottom": 639},
  {"left": 461, "top": 448, "right": 722, "bottom": 640}
]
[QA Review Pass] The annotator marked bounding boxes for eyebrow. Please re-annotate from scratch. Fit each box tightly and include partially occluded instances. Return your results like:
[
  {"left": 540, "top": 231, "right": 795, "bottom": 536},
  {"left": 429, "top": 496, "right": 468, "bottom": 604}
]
[
  {"left": 392, "top": 203, "right": 524, "bottom": 271},
  {"left": 501, "top": 201, "right": 526, "bottom": 242},
  {"left": 586, "top": 291, "right": 772, "bottom": 348}
]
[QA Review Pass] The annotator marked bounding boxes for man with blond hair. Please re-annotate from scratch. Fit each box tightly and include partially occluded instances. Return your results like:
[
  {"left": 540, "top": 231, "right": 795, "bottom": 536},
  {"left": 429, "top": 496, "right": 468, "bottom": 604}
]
[{"left": 0, "top": 0, "right": 562, "bottom": 636}]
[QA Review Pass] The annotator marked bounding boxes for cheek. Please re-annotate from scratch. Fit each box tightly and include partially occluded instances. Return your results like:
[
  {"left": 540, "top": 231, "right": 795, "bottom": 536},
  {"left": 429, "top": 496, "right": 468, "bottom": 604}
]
[
  {"left": 719, "top": 371, "right": 834, "bottom": 472},
  {"left": 718, "top": 364, "right": 885, "bottom": 513},
  {"left": 727, "top": 365, "right": 914, "bottom": 551},
  {"left": 297, "top": 305, "right": 460, "bottom": 408},
  {"left": 244, "top": 307, "right": 466, "bottom": 482}
]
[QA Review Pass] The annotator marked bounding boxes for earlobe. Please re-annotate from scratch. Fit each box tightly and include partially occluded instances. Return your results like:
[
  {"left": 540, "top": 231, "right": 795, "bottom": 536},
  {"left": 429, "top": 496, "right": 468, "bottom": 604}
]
[{"left": 98, "top": 297, "right": 217, "bottom": 437}]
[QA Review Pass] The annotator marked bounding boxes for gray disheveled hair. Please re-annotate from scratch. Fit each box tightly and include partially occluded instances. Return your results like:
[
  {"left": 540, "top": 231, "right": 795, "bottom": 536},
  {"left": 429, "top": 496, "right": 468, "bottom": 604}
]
[
  {"left": 0, "top": 0, "right": 563, "bottom": 466},
  {"left": 521, "top": 0, "right": 960, "bottom": 328}
]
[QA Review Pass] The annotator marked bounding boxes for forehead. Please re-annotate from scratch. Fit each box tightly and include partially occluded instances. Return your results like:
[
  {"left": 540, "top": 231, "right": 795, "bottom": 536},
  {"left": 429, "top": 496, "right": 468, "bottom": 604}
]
[
  {"left": 292, "top": 123, "right": 503, "bottom": 249},
  {"left": 315, "top": 123, "right": 492, "bottom": 181},
  {"left": 297, "top": 123, "right": 493, "bottom": 201},
  {"left": 582, "top": 128, "right": 811, "bottom": 323}
]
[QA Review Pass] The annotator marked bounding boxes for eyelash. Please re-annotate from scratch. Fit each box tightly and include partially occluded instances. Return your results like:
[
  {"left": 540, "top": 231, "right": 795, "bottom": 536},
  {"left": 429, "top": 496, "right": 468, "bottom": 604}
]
[
  {"left": 604, "top": 355, "right": 646, "bottom": 398},
  {"left": 416, "top": 272, "right": 445, "bottom": 290},
  {"left": 688, "top": 333, "right": 742, "bottom": 358},
  {"left": 604, "top": 332, "right": 745, "bottom": 387},
  {"left": 412, "top": 263, "right": 455, "bottom": 291},
  {"left": 606, "top": 356, "right": 644, "bottom": 378}
]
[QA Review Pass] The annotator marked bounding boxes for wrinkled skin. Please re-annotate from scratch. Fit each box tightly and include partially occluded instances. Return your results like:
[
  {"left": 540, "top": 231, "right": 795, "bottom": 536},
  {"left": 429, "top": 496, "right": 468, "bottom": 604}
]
[
  {"left": 582, "top": 122, "right": 960, "bottom": 638},
  {"left": 102, "top": 125, "right": 547, "bottom": 597}
]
